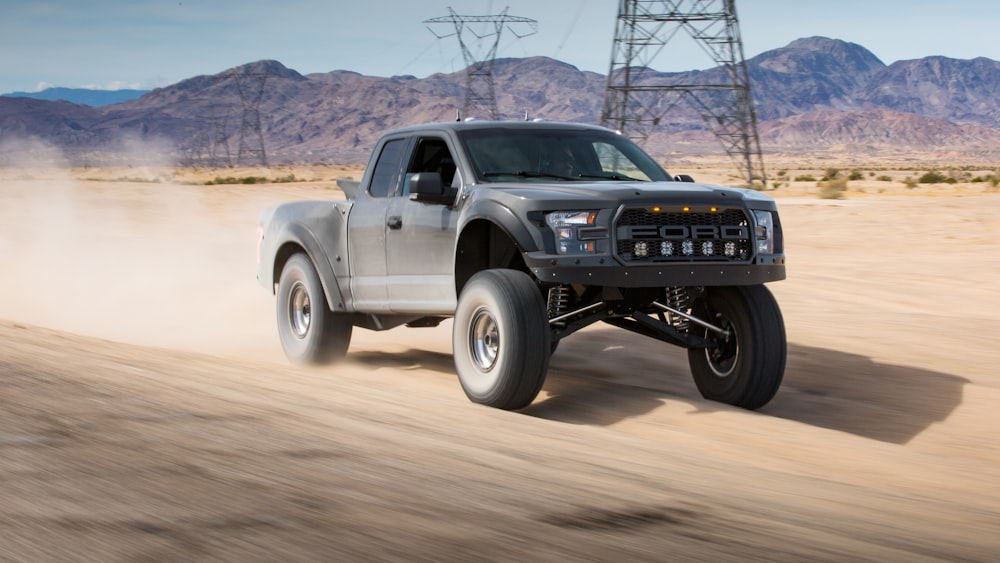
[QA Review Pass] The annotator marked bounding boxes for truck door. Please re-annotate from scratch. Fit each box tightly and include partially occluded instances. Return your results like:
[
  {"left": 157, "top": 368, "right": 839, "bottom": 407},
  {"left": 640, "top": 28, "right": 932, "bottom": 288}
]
[
  {"left": 348, "top": 136, "right": 408, "bottom": 311},
  {"left": 384, "top": 135, "right": 460, "bottom": 313}
]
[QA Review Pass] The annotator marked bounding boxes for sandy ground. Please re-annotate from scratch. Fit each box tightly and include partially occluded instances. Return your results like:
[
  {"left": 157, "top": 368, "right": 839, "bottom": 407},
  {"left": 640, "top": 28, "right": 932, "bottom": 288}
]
[{"left": 1, "top": 165, "right": 999, "bottom": 561}]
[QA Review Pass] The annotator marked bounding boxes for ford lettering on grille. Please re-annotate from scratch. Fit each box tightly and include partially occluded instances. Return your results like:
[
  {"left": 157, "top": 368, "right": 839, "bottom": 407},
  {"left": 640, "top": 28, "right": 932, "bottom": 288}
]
[
  {"left": 615, "top": 207, "right": 752, "bottom": 263},
  {"left": 622, "top": 225, "right": 749, "bottom": 240}
]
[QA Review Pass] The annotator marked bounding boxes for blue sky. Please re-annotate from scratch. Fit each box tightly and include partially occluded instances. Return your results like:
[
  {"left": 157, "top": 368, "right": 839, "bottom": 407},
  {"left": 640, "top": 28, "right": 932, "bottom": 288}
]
[{"left": 2, "top": 0, "right": 999, "bottom": 94}]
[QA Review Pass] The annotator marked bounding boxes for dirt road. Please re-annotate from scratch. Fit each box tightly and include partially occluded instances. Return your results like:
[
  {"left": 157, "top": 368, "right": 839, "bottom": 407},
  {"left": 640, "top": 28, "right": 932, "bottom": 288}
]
[{"left": 2, "top": 170, "right": 999, "bottom": 561}]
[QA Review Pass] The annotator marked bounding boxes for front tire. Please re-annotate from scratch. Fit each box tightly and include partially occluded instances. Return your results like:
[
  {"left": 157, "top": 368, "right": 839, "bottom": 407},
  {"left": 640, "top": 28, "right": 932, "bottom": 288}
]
[
  {"left": 453, "top": 270, "right": 550, "bottom": 410},
  {"left": 687, "top": 285, "right": 786, "bottom": 409},
  {"left": 276, "top": 253, "right": 352, "bottom": 364}
]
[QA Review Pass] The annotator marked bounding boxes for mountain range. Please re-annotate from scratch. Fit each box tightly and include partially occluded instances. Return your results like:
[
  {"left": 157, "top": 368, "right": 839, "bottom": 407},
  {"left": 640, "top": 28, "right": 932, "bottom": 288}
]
[
  {"left": 2, "top": 36, "right": 999, "bottom": 166},
  {"left": 1, "top": 87, "right": 149, "bottom": 107}
]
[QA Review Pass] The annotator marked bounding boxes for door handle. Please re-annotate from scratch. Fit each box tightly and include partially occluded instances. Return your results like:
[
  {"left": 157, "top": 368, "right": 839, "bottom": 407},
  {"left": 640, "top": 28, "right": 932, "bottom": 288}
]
[{"left": 387, "top": 215, "right": 403, "bottom": 229}]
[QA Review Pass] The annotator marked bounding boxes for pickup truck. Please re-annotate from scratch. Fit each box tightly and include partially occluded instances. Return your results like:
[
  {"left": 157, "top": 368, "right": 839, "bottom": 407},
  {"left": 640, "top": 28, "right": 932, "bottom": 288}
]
[{"left": 256, "top": 120, "right": 786, "bottom": 411}]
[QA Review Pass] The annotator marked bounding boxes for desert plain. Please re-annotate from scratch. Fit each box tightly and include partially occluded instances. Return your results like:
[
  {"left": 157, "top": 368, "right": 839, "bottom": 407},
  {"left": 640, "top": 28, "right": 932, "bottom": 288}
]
[{"left": 1, "top": 158, "right": 999, "bottom": 561}]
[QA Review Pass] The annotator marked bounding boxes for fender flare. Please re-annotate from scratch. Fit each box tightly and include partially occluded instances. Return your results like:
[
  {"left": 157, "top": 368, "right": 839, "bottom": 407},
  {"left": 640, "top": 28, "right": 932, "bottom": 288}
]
[
  {"left": 458, "top": 198, "right": 542, "bottom": 253},
  {"left": 273, "top": 222, "right": 349, "bottom": 312}
]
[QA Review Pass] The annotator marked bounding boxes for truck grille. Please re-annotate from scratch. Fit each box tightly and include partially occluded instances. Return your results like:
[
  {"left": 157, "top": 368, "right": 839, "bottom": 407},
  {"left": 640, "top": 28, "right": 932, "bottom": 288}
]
[{"left": 615, "top": 207, "right": 752, "bottom": 263}]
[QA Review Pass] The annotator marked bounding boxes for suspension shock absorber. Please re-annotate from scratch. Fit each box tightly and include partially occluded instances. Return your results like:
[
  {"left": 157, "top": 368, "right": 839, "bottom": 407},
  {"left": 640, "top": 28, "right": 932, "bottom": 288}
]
[
  {"left": 664, "top": 286, "right": 691, "bottom": 331},
  {"left": 546, "top": 284, "right": 571, "bottom": 319}
]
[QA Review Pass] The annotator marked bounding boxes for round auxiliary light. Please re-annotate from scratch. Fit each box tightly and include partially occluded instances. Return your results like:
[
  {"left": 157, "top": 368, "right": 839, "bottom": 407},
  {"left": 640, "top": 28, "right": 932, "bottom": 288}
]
[{"left": 634, "top": 241, "right": 649, "bottom": 257}]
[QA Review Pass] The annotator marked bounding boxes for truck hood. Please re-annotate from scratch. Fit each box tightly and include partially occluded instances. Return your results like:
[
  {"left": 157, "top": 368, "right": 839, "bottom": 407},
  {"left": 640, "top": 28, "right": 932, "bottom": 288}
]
[{"left": 474, "top": 181, "right": 777, "bottom": 210}]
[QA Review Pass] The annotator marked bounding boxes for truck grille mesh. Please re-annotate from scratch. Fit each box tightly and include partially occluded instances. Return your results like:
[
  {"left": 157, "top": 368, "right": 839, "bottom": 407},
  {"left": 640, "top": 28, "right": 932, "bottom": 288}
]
[{"left": 615, "top": 207, "right": 751, "bottom": 263}]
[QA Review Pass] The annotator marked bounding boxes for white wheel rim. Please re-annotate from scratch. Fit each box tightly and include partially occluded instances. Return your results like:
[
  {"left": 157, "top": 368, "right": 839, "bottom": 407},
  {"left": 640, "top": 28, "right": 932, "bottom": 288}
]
[
  {"left": 469, "top": 308, "right": 499, "bottom": 371},
  {"left": 289, "top": 281, "right": 311, "bottom": 338}
]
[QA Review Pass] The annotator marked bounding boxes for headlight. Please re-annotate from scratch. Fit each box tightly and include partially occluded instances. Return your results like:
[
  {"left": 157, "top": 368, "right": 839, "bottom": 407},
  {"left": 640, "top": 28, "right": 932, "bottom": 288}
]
[
  {"left": 546, "top": 210, "right": 599, "bottom": 255},
  {"left": 752, "top": 210, "right": 774, "bottom": 254}
]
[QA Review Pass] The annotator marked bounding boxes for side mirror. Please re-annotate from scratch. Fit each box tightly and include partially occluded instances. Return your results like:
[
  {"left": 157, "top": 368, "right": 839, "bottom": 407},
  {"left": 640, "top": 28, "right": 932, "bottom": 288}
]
[
  {"left": 674, "top": 174, "right": 695, "bottom": 183},
  {"left": 409, "top": 172, "right": 450, "bottom": 204}
]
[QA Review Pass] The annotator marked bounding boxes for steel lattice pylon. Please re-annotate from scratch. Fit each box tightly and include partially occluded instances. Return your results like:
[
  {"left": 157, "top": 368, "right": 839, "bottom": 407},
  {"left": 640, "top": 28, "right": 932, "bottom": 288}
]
[
  {"left": 425, "top": 7, "right": 537, "bottom": 120},
  {"left": 601, "top": 0, "right": 767, "bottom": 187},
  {"left": 231, "top": 72, "right": 269, "bottom": 166},
  {"left": 189, "top": 102, "right": 233, "bottom": 167}
]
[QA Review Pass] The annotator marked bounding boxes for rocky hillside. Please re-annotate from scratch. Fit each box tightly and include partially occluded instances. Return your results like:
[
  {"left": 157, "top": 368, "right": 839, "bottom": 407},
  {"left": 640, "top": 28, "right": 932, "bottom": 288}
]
[{"left": 1, "top": 37, "right": 999, "bottom": 165}]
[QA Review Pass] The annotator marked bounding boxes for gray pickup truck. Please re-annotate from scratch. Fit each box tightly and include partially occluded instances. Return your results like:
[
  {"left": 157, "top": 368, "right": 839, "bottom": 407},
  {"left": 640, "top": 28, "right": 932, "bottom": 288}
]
[{"left": 257, "top": 120, "right": 786, "bottom": 410}]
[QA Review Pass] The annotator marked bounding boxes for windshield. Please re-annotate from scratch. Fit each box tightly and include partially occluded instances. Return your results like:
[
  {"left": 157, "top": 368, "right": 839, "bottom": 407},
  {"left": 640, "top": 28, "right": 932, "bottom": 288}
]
[{"left": 458, "top": 127, "right": 671, "bottom": 183}]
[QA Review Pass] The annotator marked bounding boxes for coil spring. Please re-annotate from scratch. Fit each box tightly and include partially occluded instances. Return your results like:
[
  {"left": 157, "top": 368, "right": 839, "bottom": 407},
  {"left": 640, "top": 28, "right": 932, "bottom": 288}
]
[
  {"left": 546, "top": 284, "right": 571, "bottom": 318},
  {"left": 665, "top": 286, "right": 691, "bottom": 331}
]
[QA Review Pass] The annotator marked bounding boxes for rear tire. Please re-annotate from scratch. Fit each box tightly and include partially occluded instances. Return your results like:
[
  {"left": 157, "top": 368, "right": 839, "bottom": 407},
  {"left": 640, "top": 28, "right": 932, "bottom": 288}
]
[
  {"left": 453, "top": 269, "right": 550, "bottom": 410},
  {"left": 276, "top": 253, "right": 352, "bottom": 364},
  {"left": 687, "top": 285, "right": 786, "bottom": 409}
]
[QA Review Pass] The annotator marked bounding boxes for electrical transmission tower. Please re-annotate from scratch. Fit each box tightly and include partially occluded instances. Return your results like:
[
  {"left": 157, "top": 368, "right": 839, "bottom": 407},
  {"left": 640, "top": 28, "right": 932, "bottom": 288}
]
[
  {"left": 189, "top": 104, "right": 232, "bottom": 167},
  {"left": 230, "top": 72, "right": 269, "bottom": 166},
  {"left": 601, "top": 0, "right": 767, "bottom": 187},
  {"left": 425, "top": 7, "right": 537, "bottom": 120}
]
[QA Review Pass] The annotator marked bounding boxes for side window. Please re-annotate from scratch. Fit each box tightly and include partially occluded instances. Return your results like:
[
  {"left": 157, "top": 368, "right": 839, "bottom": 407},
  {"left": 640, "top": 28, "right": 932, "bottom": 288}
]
[
  {"left": 402, "top": 137, "right": 458, "bottom": 196},
  {"left": 369, "top": 138, "right": 407, "bottom": 198}
]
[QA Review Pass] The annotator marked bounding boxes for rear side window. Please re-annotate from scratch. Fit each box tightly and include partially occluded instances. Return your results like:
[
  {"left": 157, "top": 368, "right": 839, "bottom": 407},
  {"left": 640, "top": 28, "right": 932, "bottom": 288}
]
[{"left": 369, "top": 138, "right": 407, "bottom": 198}]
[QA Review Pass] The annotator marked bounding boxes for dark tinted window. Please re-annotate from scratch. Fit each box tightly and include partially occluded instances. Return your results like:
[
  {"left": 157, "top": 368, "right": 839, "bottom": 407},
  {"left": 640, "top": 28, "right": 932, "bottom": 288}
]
[
  {"left": 459, "top": 128, "right": 670, "bottom": 183},
  {"left": 407, "top": 137, "right": 457, "bottom": 190},
  {"left": 369, "top": 138, "right": 407, "bottom": 198}
]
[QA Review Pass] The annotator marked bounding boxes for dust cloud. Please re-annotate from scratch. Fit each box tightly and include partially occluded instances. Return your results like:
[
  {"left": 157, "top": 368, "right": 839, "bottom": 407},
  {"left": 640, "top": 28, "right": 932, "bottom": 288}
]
[{"left": 0, "top": 140, "right": 289, "bottom": 362}]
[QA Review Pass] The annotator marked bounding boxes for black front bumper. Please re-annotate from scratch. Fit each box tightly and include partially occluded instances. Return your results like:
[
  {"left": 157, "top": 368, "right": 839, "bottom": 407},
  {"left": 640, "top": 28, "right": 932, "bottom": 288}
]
[{"left": 524, "top": 251, "right": 785, "bottom": 287}]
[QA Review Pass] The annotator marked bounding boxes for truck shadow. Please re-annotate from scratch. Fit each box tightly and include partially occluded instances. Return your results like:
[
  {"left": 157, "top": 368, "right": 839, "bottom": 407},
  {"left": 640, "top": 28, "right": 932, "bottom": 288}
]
[
  {"left": 525, "top": 330, "right": 968, "bottom": 445},
  {"left": 346, "top": 349, "right": 456, "bottom": 374}
]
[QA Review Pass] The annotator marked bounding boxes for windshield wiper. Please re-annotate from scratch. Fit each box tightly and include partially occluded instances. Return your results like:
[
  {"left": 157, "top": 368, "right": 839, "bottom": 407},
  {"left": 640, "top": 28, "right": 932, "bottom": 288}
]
[
  {"left": 482, "top": 170, "right": 581, "bottom": 182},
  {"left": 576, "top": 172, "right": 643, "bottom": 181}
]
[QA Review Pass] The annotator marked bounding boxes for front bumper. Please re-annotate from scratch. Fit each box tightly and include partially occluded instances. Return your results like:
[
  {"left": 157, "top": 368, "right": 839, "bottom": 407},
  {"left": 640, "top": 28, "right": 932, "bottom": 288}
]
[{"left": 524, "top": 251, "right": 786, "bottom": 287}]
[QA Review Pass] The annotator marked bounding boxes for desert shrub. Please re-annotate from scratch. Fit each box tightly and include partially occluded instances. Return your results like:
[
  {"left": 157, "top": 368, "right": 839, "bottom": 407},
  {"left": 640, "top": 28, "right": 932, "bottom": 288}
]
[
  {"left": 794, "top": 174, "right": 816, "bottom": 182},
  {"left": 818, "top": 176, "right": 848, "bottom": 199},
  {"left": 903, "top": 177, "right": 918, "bottom": 189},
  {"left": 821, "top": 168, "right": 841, "bottom": 181},
  {"left": 918, "top": 171, "right": 948, "bottom": 184},
  {"left": 876, "top": 175, "right": 893, "bottom": 182},
  {"left": 848, "top": 170, "right": 864, "bottom": 181},
  {"left": 776, "top": 169, "right": 787, "bottom": 177},
  {"left": 206, "top": 175, "right": 268, "bottom": 185}
]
